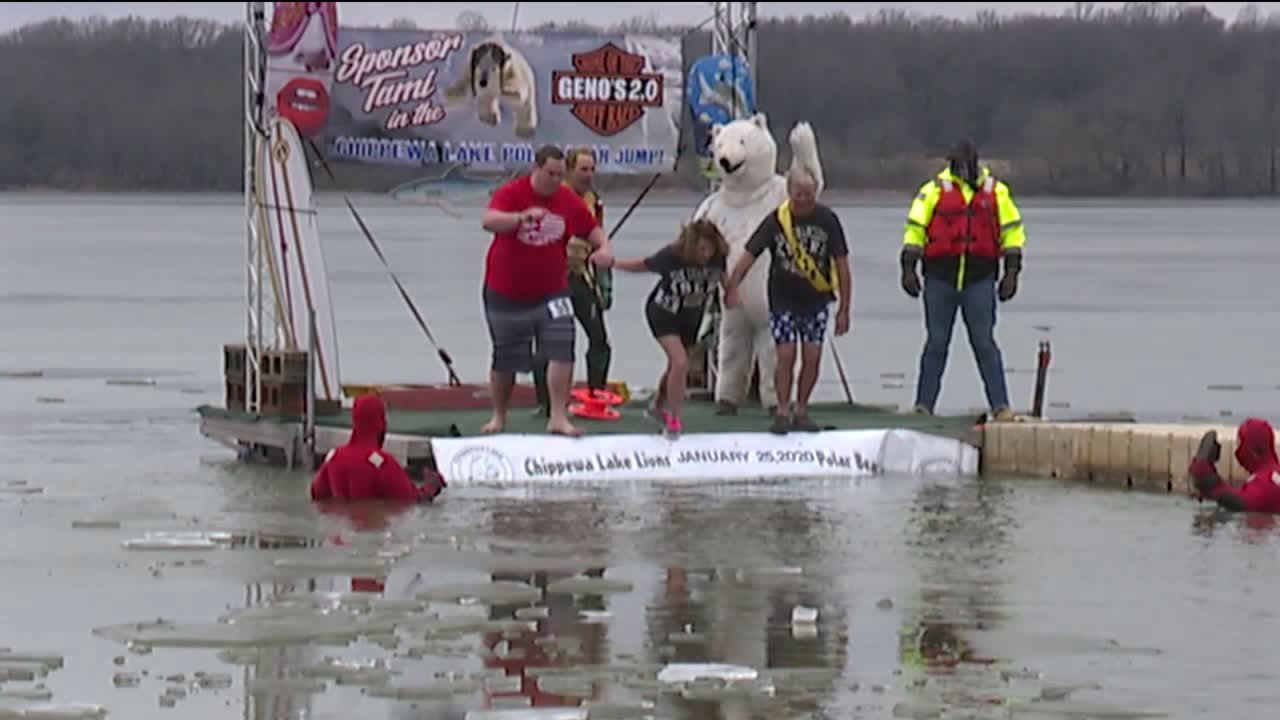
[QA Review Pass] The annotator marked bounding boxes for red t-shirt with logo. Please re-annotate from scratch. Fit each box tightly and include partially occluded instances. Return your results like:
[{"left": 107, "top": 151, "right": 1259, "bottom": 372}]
[{"left": 484, "top": 176, "right": 599, "bottom": 302}]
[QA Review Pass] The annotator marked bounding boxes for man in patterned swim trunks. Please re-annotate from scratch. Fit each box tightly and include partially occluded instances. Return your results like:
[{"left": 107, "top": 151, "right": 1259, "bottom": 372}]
[{"left": 724, "top": 167, "right": 851, "bottom": 434}]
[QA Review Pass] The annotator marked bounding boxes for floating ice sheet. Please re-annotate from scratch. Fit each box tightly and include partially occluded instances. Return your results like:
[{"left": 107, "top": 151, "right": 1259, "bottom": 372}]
[
  {"left": 656, "top": 663, "right": 758, "bottom": 684},
  {"left": 120, "top": 532, "right": 231, "bottom": 551}
]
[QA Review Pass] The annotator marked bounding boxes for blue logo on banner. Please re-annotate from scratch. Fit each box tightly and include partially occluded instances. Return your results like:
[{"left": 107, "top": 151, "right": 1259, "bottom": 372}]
[{"left": 687, "top": 54, "right": 756, "bottom": 155}]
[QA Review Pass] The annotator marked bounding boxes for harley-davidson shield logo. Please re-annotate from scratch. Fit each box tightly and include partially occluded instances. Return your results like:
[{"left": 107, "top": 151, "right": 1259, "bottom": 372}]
[{"left": 551, "top": 43, "right": 664, "bottom": 137}]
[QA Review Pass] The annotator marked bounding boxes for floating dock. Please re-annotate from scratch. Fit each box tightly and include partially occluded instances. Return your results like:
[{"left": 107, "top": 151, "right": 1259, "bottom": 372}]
[
  {"left": 200, "top": 397, "right": 1263, "bottom": 496},
  {"left": 196, "top": 398, "right": 987, "bottom": 476},
  {"left": 981, "top": 420, "right": 1252, "bottom": 495}
]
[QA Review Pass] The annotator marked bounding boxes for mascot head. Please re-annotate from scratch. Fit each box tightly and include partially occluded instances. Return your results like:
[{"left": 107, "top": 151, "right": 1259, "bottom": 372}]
[{"left": 710, "top": 112, "right": 777, "bottom": 193}]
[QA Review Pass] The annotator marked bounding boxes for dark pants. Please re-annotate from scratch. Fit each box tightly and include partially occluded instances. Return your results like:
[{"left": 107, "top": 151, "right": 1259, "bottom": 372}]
[
  {"left": 913, "top": 272, "right": 1010, "bottom": 412},
  {"left": 534, "top": 273, "right": 611, "bottom": 410}
]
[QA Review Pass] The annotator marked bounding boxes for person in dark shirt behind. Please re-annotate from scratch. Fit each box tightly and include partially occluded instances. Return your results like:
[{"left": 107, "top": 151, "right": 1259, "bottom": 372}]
[
  {"left": 310, "top": 394, "right": 445, "bottom": 503},
  {"left": 1189, "top": 418, "right": 1280, "bottom": 513}
]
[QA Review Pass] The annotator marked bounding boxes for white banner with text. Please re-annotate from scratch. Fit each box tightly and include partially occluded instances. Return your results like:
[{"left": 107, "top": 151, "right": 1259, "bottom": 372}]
[{"left": 430, "top": 429, "right": 979, "bottom": 485}]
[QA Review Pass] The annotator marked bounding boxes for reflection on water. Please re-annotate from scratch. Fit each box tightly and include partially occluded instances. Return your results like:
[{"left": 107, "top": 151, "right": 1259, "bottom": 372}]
[
  {"left": 1192, "top": 506, "right": 1279, "bottom": 543},
  {"left": 641, "top": 489, "right": 848, "bottom": 720},
  {"left": 898, "top": 479, "right": 1014, "bottom": 714},
  {"left": 11, "top": 183, "right": 1280, "bottom": 720},
  {"left": 5, "top": 427, "right": 1280, "bottom": 720}
]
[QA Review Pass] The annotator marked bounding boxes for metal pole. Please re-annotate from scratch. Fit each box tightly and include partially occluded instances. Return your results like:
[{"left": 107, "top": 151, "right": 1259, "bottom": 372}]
[
  {"left": 244, "top": 2, "right": 269, "bottom": 415},
  {"left": 1032, "top": 339, "right": 1052, "bottom": 418},
  {"left": 305, "top": 308, "right": 318, "bottom": 469},
  {"left": 704, "top": 2, "right": 758, "bottom": 395},
  {"left": 745, "top": 2, "right": 758, "bottom": 102}
]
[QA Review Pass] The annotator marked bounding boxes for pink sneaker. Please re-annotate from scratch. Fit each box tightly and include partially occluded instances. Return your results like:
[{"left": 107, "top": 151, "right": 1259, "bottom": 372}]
[{"left": 662, "top": 411, "right": 683, "bottom": 436}]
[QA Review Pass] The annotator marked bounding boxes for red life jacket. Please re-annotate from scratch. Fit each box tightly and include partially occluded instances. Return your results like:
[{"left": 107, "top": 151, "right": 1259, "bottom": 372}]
[{"left": 924, "top": 174, "right": 1001, "bottom": 260}]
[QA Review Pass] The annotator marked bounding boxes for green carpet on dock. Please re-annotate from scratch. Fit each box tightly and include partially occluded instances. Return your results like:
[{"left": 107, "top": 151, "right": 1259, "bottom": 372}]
[{"left": 196, "top": 400, "right": 982, "bottom": 444}]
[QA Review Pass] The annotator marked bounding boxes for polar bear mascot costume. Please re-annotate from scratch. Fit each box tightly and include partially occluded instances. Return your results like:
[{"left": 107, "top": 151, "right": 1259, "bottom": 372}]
[{"left": 693, "top": 113, "right": 825, "bottom": 414}]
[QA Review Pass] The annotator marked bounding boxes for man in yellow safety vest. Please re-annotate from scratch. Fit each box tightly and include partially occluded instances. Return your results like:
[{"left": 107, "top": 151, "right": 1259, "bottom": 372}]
[{"left": 899, "top": 140, "right": 1025, "bottom": 421}]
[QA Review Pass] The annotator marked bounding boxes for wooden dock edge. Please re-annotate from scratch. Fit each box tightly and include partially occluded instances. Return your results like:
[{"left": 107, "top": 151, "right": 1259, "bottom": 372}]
[
  {"left": 980, "top": 421, "right": 1255, "bottom": 495},
  {"left": 198, "top": 411, "right": 433, "bottom": 470}
]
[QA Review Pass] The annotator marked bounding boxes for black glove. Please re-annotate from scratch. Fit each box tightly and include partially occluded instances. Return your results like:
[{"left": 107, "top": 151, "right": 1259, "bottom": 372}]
[
  {"left": 998, "top": 273, "right": 1018, "bottom": 302},
  {"left": 1194, "top": 470, "right": 1225, "bottom": 498},
  {"left": 1195, "top": 430, "right": 1221, "bottom": 464},
  {"left": 997, "top": 252, "right": 1022, "bottom": 302},
  {"left": 1190, "top": 430, "right": 1224, "bottom": 497},
  {"left": 900, "top": 248, "right": 921, "bottom": 299},
  {"left": 417, "top": 471, "right": 447, "bottom": 503},
  {"left": 902, "top": 268, "right": 921, "bottom": 298}
]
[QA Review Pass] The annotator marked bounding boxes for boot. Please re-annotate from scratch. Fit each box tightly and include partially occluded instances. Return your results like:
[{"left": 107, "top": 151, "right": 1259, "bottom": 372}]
[
  {"left": 990, "top": 407, "right": 1016, "bottom": 422},
  {"left": 586, "top": 343, "right": 611, "bottom": 392},
  {"left": 715, "top": 400, "right": 738, "bottom": 416}
]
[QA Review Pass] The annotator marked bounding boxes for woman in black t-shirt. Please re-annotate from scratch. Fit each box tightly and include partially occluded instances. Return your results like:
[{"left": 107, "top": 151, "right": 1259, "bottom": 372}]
[{"left": 599, "top": 219, "right": 735, "bottom": 437}]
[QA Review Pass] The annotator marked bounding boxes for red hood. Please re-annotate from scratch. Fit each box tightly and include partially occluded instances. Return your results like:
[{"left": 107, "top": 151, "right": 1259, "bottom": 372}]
[
  {"left": 1236, "top": 418, "right": 1278, "bottom": 473},
  {"left": 350, "top": 395, "right": 388, "bottom": 446}
]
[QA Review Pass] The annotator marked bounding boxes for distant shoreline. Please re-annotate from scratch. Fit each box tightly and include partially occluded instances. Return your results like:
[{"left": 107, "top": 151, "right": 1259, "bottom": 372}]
[{"left": 7, "top": 12, "right": 1280, "bottom": 200}]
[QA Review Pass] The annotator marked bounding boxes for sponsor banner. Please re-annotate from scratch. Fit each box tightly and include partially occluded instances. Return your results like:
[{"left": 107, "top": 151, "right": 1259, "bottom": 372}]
[
  {"left": 432, "top": 429, "right": 979, "bottom": 485},
  {"left": 322, "top": 28, "right": 684, "bottom": 174}
]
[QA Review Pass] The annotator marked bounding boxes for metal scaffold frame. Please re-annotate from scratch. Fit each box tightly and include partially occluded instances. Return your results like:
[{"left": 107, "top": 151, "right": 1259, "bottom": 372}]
[
  {"left": 702, "top": 1, "right": 758, "bottom": 392},
  {"left": 709, "top": 1, "right": 758, "bottom": 121},
  {"left": 243, "top": 2, "right": 272, "bottom": 414}
]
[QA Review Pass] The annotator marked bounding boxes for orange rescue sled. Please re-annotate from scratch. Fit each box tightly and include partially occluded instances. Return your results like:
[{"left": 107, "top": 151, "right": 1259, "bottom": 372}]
[{"left": 569, "top": 388, "right": 623, "bottom": 421}]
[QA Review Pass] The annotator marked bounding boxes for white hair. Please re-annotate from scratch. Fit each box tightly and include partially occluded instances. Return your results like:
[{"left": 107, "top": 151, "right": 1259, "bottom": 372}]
[{"left": 787, "top": 166, "right": 818, "bottom": 192}]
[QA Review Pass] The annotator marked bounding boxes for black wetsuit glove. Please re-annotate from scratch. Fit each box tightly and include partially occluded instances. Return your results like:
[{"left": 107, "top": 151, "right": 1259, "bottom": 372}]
[
  {"left": 1190, "top": 430, "right": 1224, "bottom": 497},
  {"left": 998, "top": 252, "right": 1021, "bottom": 302},
  {"left": 900, "top": 248, "right": 921, "bottom": 298}
]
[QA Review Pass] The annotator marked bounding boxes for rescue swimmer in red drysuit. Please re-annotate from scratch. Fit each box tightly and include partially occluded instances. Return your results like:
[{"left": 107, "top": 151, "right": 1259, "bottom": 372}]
[
  {"left": 310, "top": 394, "right": 445, "bottom": 503},
  {"left": 1188, "top": 418, "right": 1280, "bottom": 513}
]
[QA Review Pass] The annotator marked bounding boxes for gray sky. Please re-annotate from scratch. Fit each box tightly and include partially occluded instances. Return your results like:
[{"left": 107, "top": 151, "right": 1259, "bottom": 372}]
[{"left": 0, "top": 2, "right": 1263, "bottom": 31}]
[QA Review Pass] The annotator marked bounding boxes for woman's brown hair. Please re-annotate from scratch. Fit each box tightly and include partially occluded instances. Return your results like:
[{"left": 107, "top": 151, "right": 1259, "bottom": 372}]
[{"left": 672, "top": 219, "right": 729, "bottom": 264}]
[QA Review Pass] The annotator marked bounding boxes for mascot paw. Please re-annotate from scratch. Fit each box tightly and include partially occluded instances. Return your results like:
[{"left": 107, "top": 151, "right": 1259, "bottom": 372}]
[{"left": 789, "top": 122, "right": 817, "bottom": 152}]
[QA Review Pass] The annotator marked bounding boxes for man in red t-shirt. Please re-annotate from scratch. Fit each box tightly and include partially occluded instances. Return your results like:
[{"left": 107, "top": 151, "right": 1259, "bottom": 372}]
[{"left": 480, "top": 145, "right": 613, "bottom": 437}]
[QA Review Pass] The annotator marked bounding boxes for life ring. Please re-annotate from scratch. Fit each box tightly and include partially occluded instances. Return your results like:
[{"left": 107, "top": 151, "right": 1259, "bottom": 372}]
[
  {"left": 569, "top": 394, "right": 622, "bottom": 421},
  {"left": 570, "top": 388, "right": 623, "bottom": 406}
]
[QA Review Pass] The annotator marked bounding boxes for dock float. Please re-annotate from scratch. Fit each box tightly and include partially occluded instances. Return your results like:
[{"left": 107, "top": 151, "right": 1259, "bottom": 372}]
[
  {"left": 201, "top": 393, "right": 1259, "bottom": 495},
  {"left": 209, "top": 346, "right": 989, "bottom": 482},
  {"left": 196, "top": 399, "right": 986, "bottom": 481},
  {"left": 981, "top": 421, "right": 1252, "bottom": 495}
]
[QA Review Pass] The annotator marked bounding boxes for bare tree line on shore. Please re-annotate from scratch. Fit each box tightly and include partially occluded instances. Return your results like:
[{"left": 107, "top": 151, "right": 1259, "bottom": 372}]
[{"left": 1, "top": 2, "right": 1277, "bottom": 196}]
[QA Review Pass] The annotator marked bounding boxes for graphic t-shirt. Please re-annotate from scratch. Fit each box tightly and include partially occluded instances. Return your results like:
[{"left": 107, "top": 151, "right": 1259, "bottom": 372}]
[
  {"left": 643, "top": 246, "right": 726, "bottom": 319},
  {"left": 484, "top": 175, "right": 599, "bottom": 304},
  {"left": 744, "top": 203, "right": 848, "bottom": 314}
]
